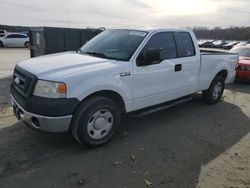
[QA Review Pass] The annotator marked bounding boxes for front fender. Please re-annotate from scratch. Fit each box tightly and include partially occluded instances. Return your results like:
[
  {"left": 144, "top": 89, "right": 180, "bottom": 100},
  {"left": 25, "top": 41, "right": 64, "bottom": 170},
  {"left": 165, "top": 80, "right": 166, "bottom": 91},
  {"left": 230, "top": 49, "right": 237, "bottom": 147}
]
[{"left": 63, "top": 71, "right": 133, "bottom": 112}]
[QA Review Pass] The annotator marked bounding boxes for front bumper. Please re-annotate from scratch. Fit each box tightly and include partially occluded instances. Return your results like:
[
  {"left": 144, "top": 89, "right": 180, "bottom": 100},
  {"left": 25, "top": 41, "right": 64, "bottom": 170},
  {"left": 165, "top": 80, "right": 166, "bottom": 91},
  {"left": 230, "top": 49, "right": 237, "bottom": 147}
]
[{"left": 11, "top": 95, "right": 72, "bottom": 133}]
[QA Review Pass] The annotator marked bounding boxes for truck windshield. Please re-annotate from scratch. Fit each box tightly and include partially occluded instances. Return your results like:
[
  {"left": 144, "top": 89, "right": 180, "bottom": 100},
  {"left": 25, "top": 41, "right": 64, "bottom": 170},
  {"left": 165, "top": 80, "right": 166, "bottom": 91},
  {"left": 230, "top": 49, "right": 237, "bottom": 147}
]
[{"left": 80, "top": 29, "right": 148, "bottom": 61}]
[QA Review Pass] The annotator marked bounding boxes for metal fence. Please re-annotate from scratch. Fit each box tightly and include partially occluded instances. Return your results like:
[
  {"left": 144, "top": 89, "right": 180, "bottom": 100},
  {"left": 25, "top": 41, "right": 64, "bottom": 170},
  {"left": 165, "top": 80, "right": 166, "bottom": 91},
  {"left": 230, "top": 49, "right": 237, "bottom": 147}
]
[{"left": 29, "top": 27, "right": 104, "bottom": 57}]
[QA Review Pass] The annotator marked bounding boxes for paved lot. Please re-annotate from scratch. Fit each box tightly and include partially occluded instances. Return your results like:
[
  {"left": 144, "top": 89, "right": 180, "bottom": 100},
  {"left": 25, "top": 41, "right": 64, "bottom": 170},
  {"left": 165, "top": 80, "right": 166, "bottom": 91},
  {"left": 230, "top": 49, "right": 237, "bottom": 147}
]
[
  {"left": 0, "top": 48, "right": 30, "bottom": 79},
  {"left": 0, "top": 49, "right": 249, "bottom": 188}
]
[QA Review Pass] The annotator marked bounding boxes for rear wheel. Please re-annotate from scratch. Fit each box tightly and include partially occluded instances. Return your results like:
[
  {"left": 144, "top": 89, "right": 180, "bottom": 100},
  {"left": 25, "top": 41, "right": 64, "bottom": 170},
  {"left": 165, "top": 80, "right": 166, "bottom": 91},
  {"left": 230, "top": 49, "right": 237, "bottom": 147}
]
[
  {"left": 24, "top": 41, "right": 30, "bottom": 48},
  {"left": 202, "top": 75, "right": 225, "bottom": 105},
  {"left": 71, "top": 96, "right": 121, "bottom": 147},
  {"left": 0, "top": 41, "right": 3, "bottom": 48}
]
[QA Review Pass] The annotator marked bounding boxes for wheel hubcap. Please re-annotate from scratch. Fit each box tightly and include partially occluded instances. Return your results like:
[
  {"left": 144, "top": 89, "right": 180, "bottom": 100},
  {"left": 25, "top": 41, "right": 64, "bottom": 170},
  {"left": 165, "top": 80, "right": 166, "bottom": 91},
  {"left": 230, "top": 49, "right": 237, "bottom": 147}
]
[
  {"left": 94, "top": 117, "right": 106, "bottom": 130},
  {"left": 213, "top": 81, "right": 222, "bottom": 100},
  {"left": 87, "top": 109, "right": 113, "bottom": 139}
]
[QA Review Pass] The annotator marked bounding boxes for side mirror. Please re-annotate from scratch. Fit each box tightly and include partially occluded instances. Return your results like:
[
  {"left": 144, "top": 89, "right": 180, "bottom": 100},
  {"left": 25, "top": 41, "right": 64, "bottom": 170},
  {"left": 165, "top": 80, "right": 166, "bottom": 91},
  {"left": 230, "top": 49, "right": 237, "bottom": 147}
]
[{"left": 143, "top": 48, "right": 162, "bottom": 66}]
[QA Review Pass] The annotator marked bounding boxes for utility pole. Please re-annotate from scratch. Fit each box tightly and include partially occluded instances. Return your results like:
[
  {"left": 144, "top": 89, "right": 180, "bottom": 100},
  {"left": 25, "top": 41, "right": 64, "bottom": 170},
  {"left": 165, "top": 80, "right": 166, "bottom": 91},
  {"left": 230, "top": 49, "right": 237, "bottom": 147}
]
[{"left": 67, "top": 10, "right": 70, "bottom": 27}]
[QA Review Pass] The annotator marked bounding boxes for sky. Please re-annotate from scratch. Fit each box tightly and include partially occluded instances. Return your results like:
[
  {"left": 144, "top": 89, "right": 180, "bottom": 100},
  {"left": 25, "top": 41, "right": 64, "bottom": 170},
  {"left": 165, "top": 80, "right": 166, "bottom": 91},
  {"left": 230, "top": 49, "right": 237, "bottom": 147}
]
[{"left": 0, "top": 0, "right": 250, "bottom": 28}]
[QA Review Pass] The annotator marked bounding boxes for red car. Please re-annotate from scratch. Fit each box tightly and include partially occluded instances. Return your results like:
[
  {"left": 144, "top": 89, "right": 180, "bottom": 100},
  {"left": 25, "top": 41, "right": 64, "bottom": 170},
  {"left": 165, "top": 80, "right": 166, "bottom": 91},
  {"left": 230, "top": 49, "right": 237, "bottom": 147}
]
[{"left": 230, "top": 46, "right": 250, "bottom": 81}]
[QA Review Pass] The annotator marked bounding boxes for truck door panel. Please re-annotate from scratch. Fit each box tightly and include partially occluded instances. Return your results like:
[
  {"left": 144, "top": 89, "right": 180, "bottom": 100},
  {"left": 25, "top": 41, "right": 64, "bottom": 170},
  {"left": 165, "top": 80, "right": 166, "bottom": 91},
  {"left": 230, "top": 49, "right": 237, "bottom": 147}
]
[
  {"left": 132, "top": 32, "right": 181, "bottom": 110},
  {"left": 132, "top": 31, "right": 200, "bottom": 110}
]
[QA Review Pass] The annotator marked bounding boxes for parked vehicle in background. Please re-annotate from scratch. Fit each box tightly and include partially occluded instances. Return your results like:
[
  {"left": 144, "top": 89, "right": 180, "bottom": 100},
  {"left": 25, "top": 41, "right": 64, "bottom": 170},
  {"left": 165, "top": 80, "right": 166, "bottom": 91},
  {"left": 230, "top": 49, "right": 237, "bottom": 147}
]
[
  {"left": 198, "top": 40, "right": 206, "bottom": 47},
  {"left": 200, "top": 40, "right": 215, "bottom": 48},
  {"left": 213, "top": 40, "right": 228, "bottom": 49},
  {"left": 0, "top": 33, "right": 29, "bottom": 48},
  {"left": 233, "top": 41, "right": 249, "bottom": 48},
  {"left": 199, "top": 40, "right": 231, "bottom": 49},
  {"left": 198, "top": 40, "right": 249, "bottom": 50},
  {"left": 21, "top": 31, "right": 29, "bottom": 35},
  {"left": 230, "top": 46, "right": 250, "bottom": 81},
  {"left": 0, "top": 30, "right": 6, "bottom": 37},
  {"left": 10, "top": 28, "right": 238, "bottom": 147},
  {"left": 223, "top": 41, "right": 239, "bottom": 50}
]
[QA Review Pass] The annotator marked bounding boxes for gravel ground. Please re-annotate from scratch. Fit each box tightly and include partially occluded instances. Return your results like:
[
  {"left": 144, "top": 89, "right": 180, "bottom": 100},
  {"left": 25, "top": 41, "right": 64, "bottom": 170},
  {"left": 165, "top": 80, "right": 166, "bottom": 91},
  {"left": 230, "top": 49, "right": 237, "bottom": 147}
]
[{"left": 0, "top": 49, "right": 249, "bottom": 188}]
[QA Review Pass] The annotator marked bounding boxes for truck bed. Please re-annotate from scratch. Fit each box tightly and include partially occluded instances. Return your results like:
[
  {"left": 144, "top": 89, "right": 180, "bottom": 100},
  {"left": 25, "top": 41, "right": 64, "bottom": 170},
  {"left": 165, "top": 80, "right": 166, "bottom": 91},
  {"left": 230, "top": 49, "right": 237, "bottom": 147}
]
[{"left": 197, "top": 49, "right": 238, "bottom": 92}]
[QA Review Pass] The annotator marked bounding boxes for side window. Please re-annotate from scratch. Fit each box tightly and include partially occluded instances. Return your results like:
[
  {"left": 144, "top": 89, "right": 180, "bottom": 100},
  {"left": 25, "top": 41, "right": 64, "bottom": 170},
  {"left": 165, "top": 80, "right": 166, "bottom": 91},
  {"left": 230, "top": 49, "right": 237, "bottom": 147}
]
[
  {"left": 178, "top": 32, "right": 195, "bottom": 57},
  {"left": 6, "top": 34, "right": 27, "bottom": 38},
  {"left": 17, "top": 34, "right": 28, "bottom": 38},
  {"left": 137, "top": 32, "right": 177, "bottom": 65},
  {"left": 7, "top": 34, "right": 15, "bottom": 38}
]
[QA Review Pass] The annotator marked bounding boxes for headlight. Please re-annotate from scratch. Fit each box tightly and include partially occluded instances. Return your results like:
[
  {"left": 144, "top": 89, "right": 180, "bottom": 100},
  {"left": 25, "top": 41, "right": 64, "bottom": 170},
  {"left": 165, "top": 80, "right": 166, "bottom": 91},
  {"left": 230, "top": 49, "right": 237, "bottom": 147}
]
[{"left": 33, "top": 80, "right": 67, "bottom": 98}]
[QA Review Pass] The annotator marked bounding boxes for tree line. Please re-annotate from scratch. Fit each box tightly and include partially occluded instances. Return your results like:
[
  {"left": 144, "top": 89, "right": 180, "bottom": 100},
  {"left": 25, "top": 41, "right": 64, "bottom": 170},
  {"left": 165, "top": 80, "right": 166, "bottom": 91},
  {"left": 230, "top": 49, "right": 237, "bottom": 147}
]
[
  {"left": 0, "top": 25, "right": 30, "bottom": 33},
  {"left": 192, "top": 26, "right": 250, "bottom": 41}
]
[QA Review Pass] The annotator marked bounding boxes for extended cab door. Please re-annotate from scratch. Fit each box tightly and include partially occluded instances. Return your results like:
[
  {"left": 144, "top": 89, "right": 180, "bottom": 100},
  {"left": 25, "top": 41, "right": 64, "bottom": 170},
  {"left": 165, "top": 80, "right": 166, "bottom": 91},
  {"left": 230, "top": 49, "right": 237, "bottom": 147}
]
[
  {"left": 132, "top": 31, "right": 200, "bottom": 110},
  {"left": 172, "top": 32, "right": 200, "bottom": 94}
]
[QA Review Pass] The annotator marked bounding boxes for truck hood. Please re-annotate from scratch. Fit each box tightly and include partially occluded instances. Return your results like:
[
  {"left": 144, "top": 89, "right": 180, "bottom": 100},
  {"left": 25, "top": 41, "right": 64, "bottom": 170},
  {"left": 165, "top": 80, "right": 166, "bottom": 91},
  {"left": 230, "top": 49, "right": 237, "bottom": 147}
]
[{"left": 18, "top": 52, "right": 117, "bottom": 80}]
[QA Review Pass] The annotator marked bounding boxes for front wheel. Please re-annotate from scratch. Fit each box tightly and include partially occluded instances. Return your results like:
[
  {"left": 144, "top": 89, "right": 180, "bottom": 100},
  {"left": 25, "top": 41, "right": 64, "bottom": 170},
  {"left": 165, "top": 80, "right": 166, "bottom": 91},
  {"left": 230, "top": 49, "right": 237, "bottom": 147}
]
[
  {"left": 202, "top": 76, "right": 225, "bottom": 105},
  {"left": 0, "top": 41, "right": 3, "bottom": 48},
  {"left": 71, "top": 96, "right": 121, "bottom": 147}
]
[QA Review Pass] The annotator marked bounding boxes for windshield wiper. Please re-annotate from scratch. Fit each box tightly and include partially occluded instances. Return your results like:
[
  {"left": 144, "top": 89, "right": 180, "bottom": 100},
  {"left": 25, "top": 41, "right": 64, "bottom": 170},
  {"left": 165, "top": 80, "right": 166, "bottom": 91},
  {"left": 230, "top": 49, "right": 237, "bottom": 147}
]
[
  {"left": 84, "top": 51, "right": 109, "bottom": 59},
  {"left": 80, "top": 50, "right": 121, "bottom": 60}
]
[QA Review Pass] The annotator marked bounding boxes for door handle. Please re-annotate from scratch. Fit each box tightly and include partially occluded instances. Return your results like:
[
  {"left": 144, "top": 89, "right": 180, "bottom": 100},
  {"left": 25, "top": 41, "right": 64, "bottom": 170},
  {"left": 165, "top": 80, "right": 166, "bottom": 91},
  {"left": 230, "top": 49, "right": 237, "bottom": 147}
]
[{"left": 175, "top": 64, "right": 182, "bottom": 72}]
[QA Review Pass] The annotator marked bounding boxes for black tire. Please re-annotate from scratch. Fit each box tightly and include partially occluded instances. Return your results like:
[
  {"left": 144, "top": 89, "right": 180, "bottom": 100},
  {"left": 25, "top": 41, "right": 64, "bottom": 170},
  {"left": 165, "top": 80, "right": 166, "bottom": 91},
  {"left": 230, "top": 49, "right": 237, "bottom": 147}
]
[
  {"left": 71, "top": 96, "right": 121, "bottom": 147},
  {"left": 202, "top": 75, "right": 225, "bottom": 105},
  {"left": 24, "top": 41, "right": 30, "bottom": 48},
  {"left": 0, "top": 41, "right": 3, "bottom": 48}
]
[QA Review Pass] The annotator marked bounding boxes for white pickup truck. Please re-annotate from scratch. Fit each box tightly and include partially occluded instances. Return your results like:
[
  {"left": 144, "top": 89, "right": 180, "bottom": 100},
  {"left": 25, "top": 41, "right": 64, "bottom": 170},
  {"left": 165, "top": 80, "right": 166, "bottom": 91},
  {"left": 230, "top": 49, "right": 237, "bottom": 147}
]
[{"left": 10, "top": 28, "right": 238, "bottom": 147}]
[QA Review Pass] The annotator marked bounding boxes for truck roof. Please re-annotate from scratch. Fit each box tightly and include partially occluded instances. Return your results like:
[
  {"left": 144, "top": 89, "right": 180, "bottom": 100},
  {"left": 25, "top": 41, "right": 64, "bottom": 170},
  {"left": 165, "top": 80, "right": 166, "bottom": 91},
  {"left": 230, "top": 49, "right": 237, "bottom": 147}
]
[{"left": 109, "top": 28, "right": 192, "bottom": 33}]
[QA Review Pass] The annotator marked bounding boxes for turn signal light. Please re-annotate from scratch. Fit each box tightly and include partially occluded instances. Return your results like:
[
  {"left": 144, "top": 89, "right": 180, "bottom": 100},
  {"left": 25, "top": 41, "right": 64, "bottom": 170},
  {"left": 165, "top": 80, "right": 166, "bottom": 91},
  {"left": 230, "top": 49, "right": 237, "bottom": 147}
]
[{"left": 57, "top": 83, "right": 67, "bottom": 94}]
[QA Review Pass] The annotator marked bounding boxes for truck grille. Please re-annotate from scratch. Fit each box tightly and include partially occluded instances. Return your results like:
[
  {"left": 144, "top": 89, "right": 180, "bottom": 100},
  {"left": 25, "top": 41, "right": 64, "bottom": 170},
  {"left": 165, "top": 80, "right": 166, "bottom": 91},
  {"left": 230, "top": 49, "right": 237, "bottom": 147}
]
[{"left": 13, "top": 66, "right": 37, "bottom": 98}]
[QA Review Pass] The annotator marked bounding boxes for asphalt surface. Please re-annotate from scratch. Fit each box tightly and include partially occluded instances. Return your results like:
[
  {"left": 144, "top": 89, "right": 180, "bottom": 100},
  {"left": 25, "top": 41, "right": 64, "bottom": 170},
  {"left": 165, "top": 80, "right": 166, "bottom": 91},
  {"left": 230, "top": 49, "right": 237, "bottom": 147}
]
[
  {"left": 0, "top": 48, "right": 30, "bottom": 79},
  {"left": 0, "top": 49, "right": 249, "bottom": 188}
]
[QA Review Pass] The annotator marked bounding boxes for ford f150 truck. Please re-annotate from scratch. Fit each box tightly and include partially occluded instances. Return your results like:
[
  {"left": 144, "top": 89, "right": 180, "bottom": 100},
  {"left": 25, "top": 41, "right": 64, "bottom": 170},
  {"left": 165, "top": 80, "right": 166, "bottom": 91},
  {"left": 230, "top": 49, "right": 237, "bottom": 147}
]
[{"left": 10, "top": 28, "right": 238, "bottom": 147}]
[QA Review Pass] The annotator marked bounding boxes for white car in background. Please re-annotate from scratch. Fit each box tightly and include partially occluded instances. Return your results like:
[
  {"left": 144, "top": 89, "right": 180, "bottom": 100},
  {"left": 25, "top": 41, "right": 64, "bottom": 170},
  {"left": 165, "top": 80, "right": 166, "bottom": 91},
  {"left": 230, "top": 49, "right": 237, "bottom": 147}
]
[
  {"left": 233, "top": 41, "right": 249, "bottom": 48},
  {"left": 0, "top": 33, "right": 30, "bottom": 48}
]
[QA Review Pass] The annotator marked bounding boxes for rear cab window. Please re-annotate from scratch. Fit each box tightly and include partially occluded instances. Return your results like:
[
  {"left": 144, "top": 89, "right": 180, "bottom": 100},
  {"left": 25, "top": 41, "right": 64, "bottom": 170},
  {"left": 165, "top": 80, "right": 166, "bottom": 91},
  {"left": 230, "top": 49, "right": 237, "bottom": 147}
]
[{"left": 174, "top": 32, "right": 196, "bottom": 57}]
